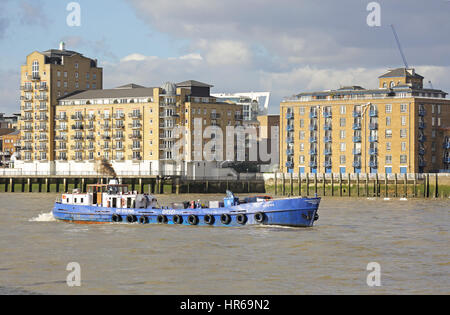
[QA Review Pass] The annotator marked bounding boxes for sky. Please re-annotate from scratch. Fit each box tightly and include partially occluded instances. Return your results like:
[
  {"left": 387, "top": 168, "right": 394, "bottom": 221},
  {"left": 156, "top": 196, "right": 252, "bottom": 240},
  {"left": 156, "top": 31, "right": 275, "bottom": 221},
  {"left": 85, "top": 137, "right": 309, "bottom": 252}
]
[{"left": 1, "top": 0, "right": 450, "bottom": 115}]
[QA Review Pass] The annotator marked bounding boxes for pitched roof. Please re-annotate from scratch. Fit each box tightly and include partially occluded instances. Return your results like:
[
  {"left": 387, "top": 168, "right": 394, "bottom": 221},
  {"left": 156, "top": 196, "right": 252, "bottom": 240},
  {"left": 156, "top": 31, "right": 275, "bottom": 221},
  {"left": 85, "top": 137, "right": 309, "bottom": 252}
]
[
  {"left": 115, "top": 83, "right": 146, "bottom": 89},
  {"left": 59, "top": 87, "right": 156, "bottom": 100},
  {"left": 379, "top": 68, "right": 424, "bottom": 79},
  {"left": 176, "top": 80, "right": 213, "bottom": 88}
]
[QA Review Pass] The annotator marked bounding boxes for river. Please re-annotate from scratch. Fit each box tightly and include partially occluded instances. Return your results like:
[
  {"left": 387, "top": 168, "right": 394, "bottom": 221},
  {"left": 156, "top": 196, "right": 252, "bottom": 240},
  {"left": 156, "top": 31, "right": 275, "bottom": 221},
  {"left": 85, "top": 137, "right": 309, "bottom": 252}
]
[{"left": 0, "top": 193, "right": 448, "bottom": 294}]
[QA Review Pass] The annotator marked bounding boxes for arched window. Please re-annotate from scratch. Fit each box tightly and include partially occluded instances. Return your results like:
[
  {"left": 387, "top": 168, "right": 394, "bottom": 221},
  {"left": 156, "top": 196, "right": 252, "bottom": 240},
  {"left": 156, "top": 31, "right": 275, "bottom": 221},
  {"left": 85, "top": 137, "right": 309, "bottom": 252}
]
[
  {"left": 383, "top": 82, "right": 387, "bottom": 88},
  {"left": 390, "top": 81, "right": 395, "bottom": 88}
]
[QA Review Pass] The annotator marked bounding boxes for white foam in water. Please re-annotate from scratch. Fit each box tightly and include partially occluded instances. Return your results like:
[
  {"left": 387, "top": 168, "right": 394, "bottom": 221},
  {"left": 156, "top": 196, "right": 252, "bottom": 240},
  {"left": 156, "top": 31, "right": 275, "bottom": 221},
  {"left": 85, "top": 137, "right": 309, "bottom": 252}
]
[{"left": 29, "top": 212, "right": 56, "bottom": 222}]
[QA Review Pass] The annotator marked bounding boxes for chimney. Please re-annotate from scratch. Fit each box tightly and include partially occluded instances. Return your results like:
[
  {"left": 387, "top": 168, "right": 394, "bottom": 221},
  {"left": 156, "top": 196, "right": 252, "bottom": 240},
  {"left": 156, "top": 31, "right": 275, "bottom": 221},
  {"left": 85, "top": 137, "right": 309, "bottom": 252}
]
[{"left": 59, "top": 41, "right": 66, "bottom": 51}]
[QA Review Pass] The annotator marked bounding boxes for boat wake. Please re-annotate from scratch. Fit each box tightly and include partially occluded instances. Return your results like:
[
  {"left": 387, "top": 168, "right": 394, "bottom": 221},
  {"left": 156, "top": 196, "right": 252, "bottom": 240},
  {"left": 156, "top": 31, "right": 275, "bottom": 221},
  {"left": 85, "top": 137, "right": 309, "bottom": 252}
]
[{"left": 29, "top": 212, "right": 56, "bottom": 222}]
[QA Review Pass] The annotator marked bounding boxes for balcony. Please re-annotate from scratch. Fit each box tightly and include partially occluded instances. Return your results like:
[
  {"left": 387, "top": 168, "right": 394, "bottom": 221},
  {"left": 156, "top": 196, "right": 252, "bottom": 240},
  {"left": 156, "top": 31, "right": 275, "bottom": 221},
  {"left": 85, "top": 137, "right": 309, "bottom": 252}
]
[
  {"left": 286, "top": 137, "right": 294, "bottom": 144},
  {"left": 324, "top": 149, "right": 332, "bottom": 156},
  {"left": 369, "top": 123, "right": 378, "bottom": 130},
  {"left": 324, "top": 136, "right": 332, "bottom": 143},
  {"left": 286, "top": 125, "right": 294, "bottom": 132},
  {"left": 353, "top": 111, "right": 361, "bottom": 117},
  {"left": 353, "top": 149, "right": 361, "bottom": 155},
  {"left": 22, "top": 146, "right": 33, "bottom": 152},
  {"left": 129, "top": 134, "right": 142, "bottom": 140},
  {"left": 418, "top": 122, "right": 426, "bottom": 129},
  {"left": 369, "top": 161, "right": 378, "bottom": 168},
  {"left": 20, "top": 85, "right": 33, "bottom": 92},
  {"left": 286, "top": 161, "right": 293, "bottom": 168},
  {"left": 56, "top": 125, "right": 67, "bottom": 131},
  {"left": 113, "top": 124, "right": 125, "bottom": 130},
  {"left": 87, "top": 146, "right": 95, "bottom": 151},
  {"left": 369, "top": 136, "right": 378, "bottom": 143},
  {"left": 323, "top": 111, "right": 332, "bottom": 118},
  {"left": 23, "top": 126, "right": 33, "bottom": 131},
  {"left": 419, "top": 160, "right": 426, "bottom": 167},
  {"left": 309, "top": 112, "right": 317, "bottom": 119},
  {"left": 37, "top": 126, "right": 47, "bottom": 132},
  {"left": 37, "top": 84, "right": 48, "bottom": 91},
  {"left": 71, "top": 146, "right": 84, "bottom": 151},
  {"left": 419, "top": 148, "right": 425, "bottom": 156},
  {"left": 55, "top": 146, "right": 67, "bottom": 151},
  {"left": 129, "top": 155, "right": 143, "bottom": 161},
  {"left": 55, "top": 135, "right": 67, "bottom": 141},
  {"left": 37, "top": 105, "right": 48, "bottom": 111},
  {"left": 86, "top": 115, "right": 96, "bottom": 121},
  {"left": 71, "top": 136, "right": 84, "bottom": 141},
  {"left": 101, "top": 124, "right": 111, "bottom": 130},
  {"left": 369, "top": 110, "right": 378, "bottom": 117},
  {"left": 21, "top": 116, "right": 33, "bottom": 122},
  {"left": 129, "top": 123, "right": 142, "bottom": 129},
  {"left": 101, "top": 146, "right": 111, "bottom": 151},
  {"left": 113, "top": 135, "right": 124, "bottom": 141},
  {"left": 128, "top": 113, "right": 142, "bottom": 119},
  {"left": 71, "top": 115, "right": 83, "bottom": 121},
  {"left": 211, "top": 113, "right": 221, "bottom": 119},
  {"left": 352, "top": 123, "right": 361, "bottom": 130},
  {"left": 418, "top": 135, "right": 426, "bottom": 143},
  {"left": 129, "top": 145, "right": 142, "bottom": 151},
  {"left": 309, "top": 161, "right": 317, "bottom": 168},
  {"left": 369, "top": 148, "right": 378, "bottom": 155},
  {"left": 309, "top": 125, "right": 317, "bottom": 131},
  {"left": 71, "top": 156, "right": 84, "bottom": 162},
  {"left": 353, "top": 161, "right": 361, "bottom": 168},
  {"left": 36, "top": 116, "right": 48, "bottom": 122},
  {"left": 114, "top": 113, "right": 125, "bottom": 120},
  {"left": 86, "top": 135, "right": 96, "bottom": 141},
  {"left": 21, "top": 106, "right": 33, "bottom": 112},
  {"left": 324, "top": 161, "right": 332, "bottom": 168},
  {"left": 309, "top": 137, "right": 317, "bottom": 143},
  {"left": 55, "top": 115, "right": 67, "bottom": 121},
  {"left": 443, "top": 142, "right": 450, "bottom": 150},
  {"left": 37, "top": 137, "right": 48, "bottom": 142},
  {"left": 29, "top": 74, "right": 40, "bottom": 81},
  {"left": 113, "top": 146, "right": 125, "bottom": 151},
  {"left": 418, "top": 109, "right": 426, "bottom": 116},
  {"left": 102, "top": 135, "right": 111, "bottom": 141},
  {"left": 353, "top": 136, "right": 362, "bottom": 143},
  {"left": 101, "top": 115, "right": 111, "bottom": 120},
  {"left": 35, "top": 95, "right": 48, "bottom": 101},
  {"left": 324, "top": 124, "right": 332, "bottom": 131},
  {"left": 286, "top": 112, "right": 294, "bottom": 120},
  {"left": 444, "top": 157, "right": 450, "bottom": 164},
  {"left": 286, "top": 149, "right": 294, "bottom": 156},
  {"left": 310, "top": 149, "right": 317, "bottom": 155},
  {"left": 235, "top": 114, "right": 243, "bottom": 120},
  {"left": 85, "top": 124, "right": 95, "bottom": 131},
  {"left": 71, "top": 125, "right": 84, "bottom": 130}
]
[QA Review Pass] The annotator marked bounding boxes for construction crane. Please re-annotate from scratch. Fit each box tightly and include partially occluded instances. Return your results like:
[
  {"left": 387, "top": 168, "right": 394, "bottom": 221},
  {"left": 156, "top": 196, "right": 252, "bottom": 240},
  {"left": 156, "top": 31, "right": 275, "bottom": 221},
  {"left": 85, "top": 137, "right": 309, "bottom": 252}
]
[{"left": 390, "top": 24, "right": 409, "bottom": 69}]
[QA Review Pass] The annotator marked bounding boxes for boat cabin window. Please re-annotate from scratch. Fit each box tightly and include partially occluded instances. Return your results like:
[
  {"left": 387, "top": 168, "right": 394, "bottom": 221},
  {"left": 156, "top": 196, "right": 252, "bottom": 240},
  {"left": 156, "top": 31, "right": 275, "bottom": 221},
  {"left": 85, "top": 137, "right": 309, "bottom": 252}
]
[{"left": 107, "top": 185, "right": 128, "bottom": 195}]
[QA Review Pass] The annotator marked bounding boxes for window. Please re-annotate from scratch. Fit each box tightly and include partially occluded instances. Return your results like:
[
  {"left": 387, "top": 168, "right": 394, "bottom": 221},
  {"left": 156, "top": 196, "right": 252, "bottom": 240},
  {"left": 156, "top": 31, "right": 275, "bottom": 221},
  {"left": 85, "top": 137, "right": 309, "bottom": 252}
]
[
  {"left": 299, "top": 143, "right": 304, "bottom": 151},
  {"left": 386, "top": 142, "right": 391, "bottom": 151},
  {"left": 75, "top": 72, "right": 79, "bottom": 79},
  {"left": 299, "top": 119, "right": 304, "bottom": 128},
  {"left": 57, "top": 71, "right": 61, "bottom": 77},
  {"left": 385, "top": 129, "right": 392, "bottom": 138},
  {"left": 340, "top": 130, "right": 346, "bottom": 139},
  {"left": 340, "top": 143, "right": 346, "bottom": 152},
  {"left": 401, "top": 142, "right": 407, "bottom": 151},
  {"left": 64, "top": 71, "right": 67, "bottom": 78},
  {"left": 400, "top": 104, "right": 407, "bottom": 113},
  {"left": 299, "top": 107, "right": 305, "bottom": 115},
  {"left": 299, "top": 131, "right": 305, "bottom": 140},
  {"left": 437, "top": 105, "right": 441, "bottom": 114},
  {"left": 299, "top": 155, "right": 305, "bottom": 164},
  {"left": 340, "top": 105, "right": 346, "bottom": 114},
  {"left": 75, "top": 63, "right": 79, "bottom": 69},
  {"left": 431, "top": 142, "right": 436, "bottom": 152},
  {"left": 386, "top": 155, "right": 392, "bottom": 164},
  {"left": 401, "top": 116, "right": 407, "bottom": 126},
  {"left": 400, "top": 155, "right": 407, "bottom": 164},
  {"left": 400, "top": 129, "right": 407, "bottom": 138},
  {"left": 432, "top": 130, "right": 436, "bottom": 138},
  {"left": 432, "top": 104, "right": 435, "bottom": 114},
  {"left": 340, "top": 155, "right": 346, "bottom": 164},
  {"left": 386, "top": 116, "right": 391, "bottom": 126},
  {"left": 385, "top": 104, "right": 392, "bottom": 113},
  {"left": 438, "top": 118, "right": 441, "bottom": 126},
  {"left": 340, "top": 117, "right": 346, "bottom": 127},
  {"left": 432, "top": 117, "right": 435, "bottom": 126}
]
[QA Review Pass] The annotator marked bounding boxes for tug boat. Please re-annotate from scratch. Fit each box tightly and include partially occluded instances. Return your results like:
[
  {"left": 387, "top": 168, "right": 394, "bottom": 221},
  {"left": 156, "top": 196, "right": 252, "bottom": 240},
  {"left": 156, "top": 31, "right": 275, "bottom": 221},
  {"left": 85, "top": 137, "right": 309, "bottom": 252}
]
[{"left": 52, "top": 180, "right": 321, "bottom": 227}]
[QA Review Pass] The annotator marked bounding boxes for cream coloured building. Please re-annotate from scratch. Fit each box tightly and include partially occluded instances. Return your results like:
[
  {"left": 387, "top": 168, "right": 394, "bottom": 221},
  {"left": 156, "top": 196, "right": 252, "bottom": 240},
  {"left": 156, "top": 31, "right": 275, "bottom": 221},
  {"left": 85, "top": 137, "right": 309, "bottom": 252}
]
[{"left": 280, "top": 68, "right": 450, "bottom": 174}]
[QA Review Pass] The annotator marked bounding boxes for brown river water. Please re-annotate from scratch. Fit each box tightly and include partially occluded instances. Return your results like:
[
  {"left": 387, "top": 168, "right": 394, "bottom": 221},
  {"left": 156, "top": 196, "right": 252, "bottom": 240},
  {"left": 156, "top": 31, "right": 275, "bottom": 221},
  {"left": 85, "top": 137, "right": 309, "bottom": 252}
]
[{"left": 0, "top": 193, "right": 448, "bottom": 295}]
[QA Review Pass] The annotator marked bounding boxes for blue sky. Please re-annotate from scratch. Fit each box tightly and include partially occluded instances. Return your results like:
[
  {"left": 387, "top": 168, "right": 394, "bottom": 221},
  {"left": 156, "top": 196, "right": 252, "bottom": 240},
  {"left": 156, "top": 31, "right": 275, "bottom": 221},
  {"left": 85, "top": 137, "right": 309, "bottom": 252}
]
[{"left": 1, "top": 0, "right": 450, "bottom": 115}]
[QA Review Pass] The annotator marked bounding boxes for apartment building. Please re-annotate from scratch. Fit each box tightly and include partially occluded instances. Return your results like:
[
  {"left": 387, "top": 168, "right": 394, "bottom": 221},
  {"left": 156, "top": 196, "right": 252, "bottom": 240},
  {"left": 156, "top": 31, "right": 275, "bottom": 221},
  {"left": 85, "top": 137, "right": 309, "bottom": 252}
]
[
  {"left": 0, "top": 130, "right": 20, "bottom": 166},
  {"left": 19, "top": 80, "right": 242, "bottom": 175},
  {"left": 280, "top": 68, "right": 450, "bottom": 174},
  {"left": 18, "top": 42, "right": 103, "bottom": 169}
]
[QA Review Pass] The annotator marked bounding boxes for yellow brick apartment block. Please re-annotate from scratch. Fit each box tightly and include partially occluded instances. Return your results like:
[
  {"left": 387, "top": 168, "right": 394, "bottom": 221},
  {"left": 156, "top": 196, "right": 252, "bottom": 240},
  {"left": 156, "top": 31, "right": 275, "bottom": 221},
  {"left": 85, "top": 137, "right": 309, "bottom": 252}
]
[{"left": 280, "top": 68, "right": 450, "bottom": 174}]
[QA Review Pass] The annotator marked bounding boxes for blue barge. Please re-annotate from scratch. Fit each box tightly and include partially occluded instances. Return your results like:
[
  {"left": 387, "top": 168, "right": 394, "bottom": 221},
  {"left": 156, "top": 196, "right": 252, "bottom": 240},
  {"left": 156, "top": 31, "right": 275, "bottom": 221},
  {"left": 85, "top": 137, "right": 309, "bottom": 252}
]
[{"left": 52, "top": 181, "right": 321, "bottom": 227}]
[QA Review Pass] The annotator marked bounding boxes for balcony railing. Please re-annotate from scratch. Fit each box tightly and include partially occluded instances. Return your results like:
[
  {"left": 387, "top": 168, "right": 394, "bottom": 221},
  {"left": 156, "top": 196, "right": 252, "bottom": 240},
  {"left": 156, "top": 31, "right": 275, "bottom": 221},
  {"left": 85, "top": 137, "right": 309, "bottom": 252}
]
[
  {"left": 72, "top": 125, "right": 84, "bottom": 130},
  {"left": 418, "top": 109, "right": 426, "bottom": 116},
  {"left": 310, "top": 149, "right": 317, "bottom": 155},
  {"left": 353, "top": 161, "right": 361, "bottom": 168},
  {"left": 352, "top": 123, "right": 361, "bottom": 130},
  {"left": 309, "top": 137, "right": 317, "bottom": 143},
  {"left": 309, "top": 125, "right": 317, "bottom": 131},
  {"left": 309, "top": 161, "right": 317, "bottom": 168},
  {"left": 353, "top": 111, "right": 361, "bottom": 117},
  {"left": 20, "top": 85, "right": 33, "bottom": 92},
  {"left": 418, "top": 122, "right": 426, "bottom": 129},
  {"left": 286, "top": 149, "right": 294, "bottom": 156},
  {"left": 309, "top": 112, "right": 317, "bottom": 119},
  {"left": 129, "top": 134, "right": 142, "bottom": 140},
  {"left": 286, "top": 137, "right": 294, "bottom": 144},
  {"left": 129, "top": 123, "right": 142, "bottom": 129},
  {"left": 128, "top": 113, "right": 142, "bottom": 119},
  {"left": 324, "top": 149, "right": 332, "bottom": 156},
  {"left": 324, "top": 124, "right": 332, "bottom": 131},
  {"left": 286, "top": 113, "right": 294, "bottom": 120},
  {"left": 286, "top": 125, "right": 294, "bottom": 132},
  {"left": 418, "top": 135, "right": 426, "bottom": 143},
  {"left": 353, "top": 136, "right": 362, "bottom": 143},
  {"left": 324, "top": 136, "right": 332, "bottom": 143},
  {"left": 443, "top": 142, "right": 450, "bottom": 150},
  {"left": 21, "top": 106, "right": 33, "bottom": 112},
  {"left": 286, "top": 161, "right": 293, "bottom": 168},
  {"left": 369, "top": 110, "right": 378, "bottom": 117},
  {"left": 369, "top": 148, "right": 378, "bottom": 155},
  {"left": 369, "top": 123, "right": 378, "bottom": 130},
  {"left": 323, "top": 111, "right": 332, "bottom": 118},
  {"left": 369, "top": 136, "right": 378, "bottom": 143},
  {"left": 55, "top": 115, "right": 67, "bottom": 121},
  {"left": 71, "top": 115, "right": 84, "bottom": 120},
  {"left": 353, "top": 149, "right": 361, "bottom": 155}
]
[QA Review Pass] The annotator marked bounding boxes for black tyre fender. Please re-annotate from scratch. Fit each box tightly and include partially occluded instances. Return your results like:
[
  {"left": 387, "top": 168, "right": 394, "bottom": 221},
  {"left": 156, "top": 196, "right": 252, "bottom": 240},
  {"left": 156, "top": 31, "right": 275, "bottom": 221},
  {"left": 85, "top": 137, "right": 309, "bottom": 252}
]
[
  {"left": 204, "top": 214, "right": 215, "bottom": 225},
  {"left": 188, "top": 215, "right": 199, "bottom": 225},
  {"left": 236, "top": 214, "right": 247, "bottom": 225},
  {"left": 254, "top": 212, "right": 265, "bottom": 224},
  {"left": 126, "top": 214, "right": 137, "bottom": 223},
  {"left": 139, "top": 216, "right": 148, "bottom": 224},
  {"left": 220, "top": 214, "right": 232, "bottom": 225},
  {"left": 173, "top": 215, "right": 183, "bottom": 225},
  {"left": 112, "top": 214, "right": 122, "bottom": 222},
  {"left": 157, "top": 214, "right": 168, "bottom": 224}
]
